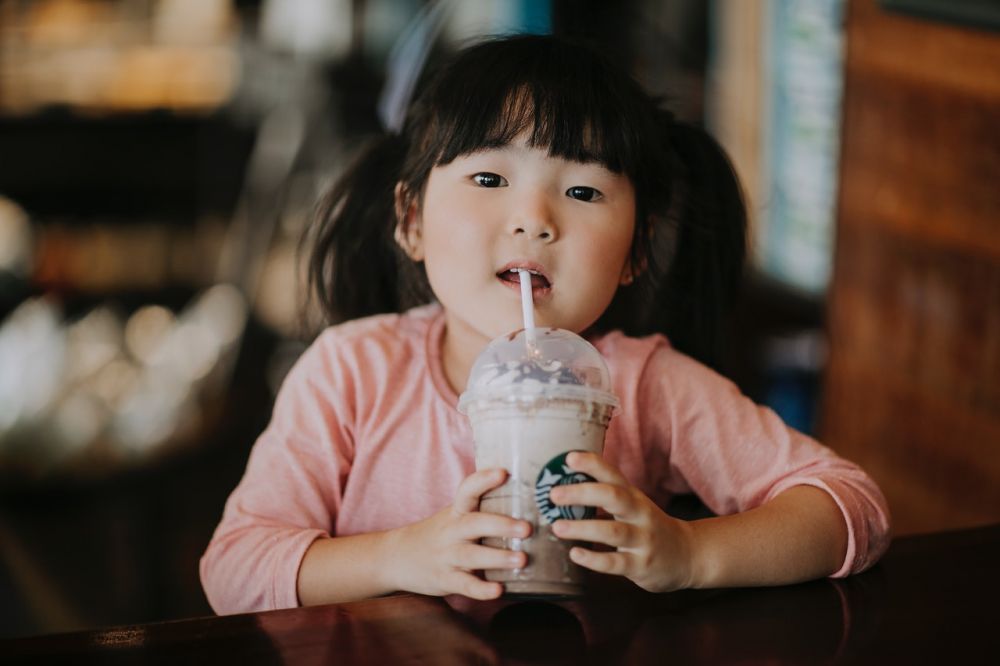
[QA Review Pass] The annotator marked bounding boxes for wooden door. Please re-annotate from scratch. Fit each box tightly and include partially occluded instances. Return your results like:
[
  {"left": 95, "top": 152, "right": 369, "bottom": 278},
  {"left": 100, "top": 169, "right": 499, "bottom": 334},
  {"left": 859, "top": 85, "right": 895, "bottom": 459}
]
[{"left": 823, "top": 0, "right": 1000, "bottom": 534}]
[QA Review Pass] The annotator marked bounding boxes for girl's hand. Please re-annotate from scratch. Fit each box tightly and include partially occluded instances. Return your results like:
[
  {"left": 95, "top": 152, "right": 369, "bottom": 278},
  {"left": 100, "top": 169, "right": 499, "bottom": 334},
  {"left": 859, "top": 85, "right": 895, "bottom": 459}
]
[
  {"left": 549, "top": 451, "right": 695, "bottom": 593},
  {"left": 388, "top": 468, "right": 531, "bottom": 600}
]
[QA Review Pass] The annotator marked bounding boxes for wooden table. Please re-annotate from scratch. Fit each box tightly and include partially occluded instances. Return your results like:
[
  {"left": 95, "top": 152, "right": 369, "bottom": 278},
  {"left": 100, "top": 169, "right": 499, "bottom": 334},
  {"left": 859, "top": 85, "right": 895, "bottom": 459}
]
[{"left": 4, "top": 525, "right": 998, "bottom": 664}]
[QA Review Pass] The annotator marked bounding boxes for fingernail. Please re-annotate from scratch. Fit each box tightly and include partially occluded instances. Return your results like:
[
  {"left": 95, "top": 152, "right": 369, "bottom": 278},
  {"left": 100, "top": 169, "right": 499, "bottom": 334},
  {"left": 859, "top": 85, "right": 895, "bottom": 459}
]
[{"left": 552, "top": 521, "right": 565, "bottom": 535}]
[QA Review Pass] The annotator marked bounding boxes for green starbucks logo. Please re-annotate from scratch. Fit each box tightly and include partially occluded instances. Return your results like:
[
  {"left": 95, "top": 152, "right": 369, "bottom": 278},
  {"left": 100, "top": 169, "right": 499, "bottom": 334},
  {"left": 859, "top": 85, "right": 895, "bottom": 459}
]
[{"left": 535, "top": 451, "right": 597, "bottom": 524}]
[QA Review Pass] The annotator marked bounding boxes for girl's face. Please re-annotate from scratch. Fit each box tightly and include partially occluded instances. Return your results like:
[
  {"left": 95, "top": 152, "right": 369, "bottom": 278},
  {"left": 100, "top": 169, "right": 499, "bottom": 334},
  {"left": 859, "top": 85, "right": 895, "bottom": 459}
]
[{"left": 400, "top": 134, "right": 636, "bottom": 348}]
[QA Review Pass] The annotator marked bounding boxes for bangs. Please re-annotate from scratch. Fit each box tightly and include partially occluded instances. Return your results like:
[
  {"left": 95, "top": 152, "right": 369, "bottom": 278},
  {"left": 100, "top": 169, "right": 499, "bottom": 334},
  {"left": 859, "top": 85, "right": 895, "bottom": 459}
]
[{"left": 418, "top": 37, "right": 651, "bottom": 176}]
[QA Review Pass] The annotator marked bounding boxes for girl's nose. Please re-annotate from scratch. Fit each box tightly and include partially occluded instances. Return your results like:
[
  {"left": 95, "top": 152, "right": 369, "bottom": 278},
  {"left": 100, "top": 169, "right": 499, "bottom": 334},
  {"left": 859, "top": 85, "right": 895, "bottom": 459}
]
[{"left": 508, "top": 195, "right": 558, "bottom": 242}]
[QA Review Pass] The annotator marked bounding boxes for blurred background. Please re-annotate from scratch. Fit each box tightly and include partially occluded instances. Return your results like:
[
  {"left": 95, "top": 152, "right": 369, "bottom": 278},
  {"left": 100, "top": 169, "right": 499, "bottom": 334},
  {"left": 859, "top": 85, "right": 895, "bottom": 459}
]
[{"left": 0, "top": 0, "right": 997, "bottom": 639}]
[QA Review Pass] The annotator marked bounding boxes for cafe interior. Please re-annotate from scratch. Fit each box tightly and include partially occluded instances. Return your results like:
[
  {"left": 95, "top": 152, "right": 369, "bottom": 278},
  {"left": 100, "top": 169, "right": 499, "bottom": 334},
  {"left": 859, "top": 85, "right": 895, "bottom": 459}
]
[{"left": 1, "top": 0, "right": 998, "bottom": 660}]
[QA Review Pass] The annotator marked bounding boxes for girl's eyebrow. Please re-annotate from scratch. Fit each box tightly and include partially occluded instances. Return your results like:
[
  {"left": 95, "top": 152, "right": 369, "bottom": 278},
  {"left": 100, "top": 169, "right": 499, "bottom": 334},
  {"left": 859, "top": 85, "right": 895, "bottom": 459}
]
[
  {"left": 455, "top": 142, "right": 622, "bottom": 178},
  {"left": 460, "top": 143, "right": 616, "bottom": 174},
  {"left": 556, "top": 155, "right": 621, "bottom": 180},
  {"left": 574, "top": 159, "right": 618, "bottom": 176}
]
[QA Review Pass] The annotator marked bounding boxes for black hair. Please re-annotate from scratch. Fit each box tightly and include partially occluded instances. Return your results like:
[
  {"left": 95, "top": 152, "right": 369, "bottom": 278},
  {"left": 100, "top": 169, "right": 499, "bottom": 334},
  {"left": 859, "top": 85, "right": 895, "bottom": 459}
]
[{"left": 307, "top": 34, "right": 745, "bottom": 370}]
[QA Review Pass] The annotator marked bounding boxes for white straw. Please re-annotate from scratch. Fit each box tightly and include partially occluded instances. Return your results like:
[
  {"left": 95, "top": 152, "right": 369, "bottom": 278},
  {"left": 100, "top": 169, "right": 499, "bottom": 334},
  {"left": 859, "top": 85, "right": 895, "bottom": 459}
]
[{"left": 516, "top": 269, "right": 536, "bottom": 345}]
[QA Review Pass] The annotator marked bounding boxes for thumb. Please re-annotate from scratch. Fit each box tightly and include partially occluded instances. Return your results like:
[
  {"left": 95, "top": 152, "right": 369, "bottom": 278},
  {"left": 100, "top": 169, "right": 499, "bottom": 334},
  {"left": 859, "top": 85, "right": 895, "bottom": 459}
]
[{"left": 453, "top": 468, "right": 507, "bottom": 514}]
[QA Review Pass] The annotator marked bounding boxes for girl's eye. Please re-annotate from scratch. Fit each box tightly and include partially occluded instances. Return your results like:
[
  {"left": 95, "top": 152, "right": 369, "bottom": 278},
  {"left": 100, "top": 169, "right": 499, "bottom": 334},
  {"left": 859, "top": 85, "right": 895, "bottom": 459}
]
[
  {"left": 566, "top": 186, "right": 603, "bottom": 202},
  {"left": 472, "top": 172, "right": 508, "bottom": 188}
]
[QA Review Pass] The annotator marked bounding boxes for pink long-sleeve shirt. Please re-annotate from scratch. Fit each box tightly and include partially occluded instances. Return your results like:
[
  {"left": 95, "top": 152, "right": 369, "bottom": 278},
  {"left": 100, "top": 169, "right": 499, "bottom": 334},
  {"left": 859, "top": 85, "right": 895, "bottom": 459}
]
[{"left": 200, "top": 304, "right": 890, "bottom": 614}]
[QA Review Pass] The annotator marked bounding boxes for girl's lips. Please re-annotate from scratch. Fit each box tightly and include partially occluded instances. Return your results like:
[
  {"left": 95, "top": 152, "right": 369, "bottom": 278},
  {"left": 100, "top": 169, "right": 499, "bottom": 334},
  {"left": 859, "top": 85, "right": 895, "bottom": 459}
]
[
  {"left": 496, "top": 263, "right": 552, "bottom": 296},
  {"left": 497, "top": 274, "right": 552, "bottom": 298},
  {"left": 496, "top": 261, "right": 552, "bottom": 286}
]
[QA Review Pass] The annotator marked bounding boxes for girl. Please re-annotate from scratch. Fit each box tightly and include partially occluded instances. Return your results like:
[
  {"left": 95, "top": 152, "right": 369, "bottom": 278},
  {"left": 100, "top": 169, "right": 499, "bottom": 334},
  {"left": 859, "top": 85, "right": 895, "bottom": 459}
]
[{"left": 201, "top": 35, "right": 890, "bottom": 613}]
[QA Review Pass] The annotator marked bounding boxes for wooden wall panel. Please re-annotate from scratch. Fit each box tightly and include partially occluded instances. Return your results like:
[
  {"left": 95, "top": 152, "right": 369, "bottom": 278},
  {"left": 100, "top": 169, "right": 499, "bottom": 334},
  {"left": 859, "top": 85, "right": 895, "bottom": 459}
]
[{"left": 822, "top": 0, "right": 1000, "bottom": 535}]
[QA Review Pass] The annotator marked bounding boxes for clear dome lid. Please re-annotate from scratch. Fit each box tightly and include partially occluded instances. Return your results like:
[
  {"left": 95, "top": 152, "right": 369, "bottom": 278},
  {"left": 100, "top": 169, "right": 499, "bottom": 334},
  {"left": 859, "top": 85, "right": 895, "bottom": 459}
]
[{"left": 457, "top": 328, "right": 620, "bottom": 413}]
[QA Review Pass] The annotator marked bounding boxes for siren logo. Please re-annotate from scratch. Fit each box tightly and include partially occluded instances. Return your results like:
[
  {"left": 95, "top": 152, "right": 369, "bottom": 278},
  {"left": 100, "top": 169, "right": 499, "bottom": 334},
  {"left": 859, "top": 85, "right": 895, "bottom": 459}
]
[{"left": 535, "top": 452, "right": 597, "bottom": 524}]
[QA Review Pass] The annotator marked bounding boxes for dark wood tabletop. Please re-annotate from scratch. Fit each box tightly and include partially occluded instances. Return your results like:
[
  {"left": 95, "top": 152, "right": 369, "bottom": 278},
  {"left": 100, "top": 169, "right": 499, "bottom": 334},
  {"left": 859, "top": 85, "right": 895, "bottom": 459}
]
[{"left": 3, "top": 524, "right": 998, "bottom": 665}]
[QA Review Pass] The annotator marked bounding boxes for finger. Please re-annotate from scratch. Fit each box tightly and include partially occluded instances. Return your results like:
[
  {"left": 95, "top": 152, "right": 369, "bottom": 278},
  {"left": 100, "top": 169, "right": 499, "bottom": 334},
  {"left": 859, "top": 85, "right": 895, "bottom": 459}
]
[
  {"left": 451, "top": 543, "right": 526, "bottom": 571},
  {"left": 550, "top": 482, "right": 637, "bottom": 519},
  {"left": 453, "top": 468, "right": 508, "bottom": 513},
  {"left": 456, "top": 512, "right": 531, "bottom": 541},
  {"left": 552, "top": 518, "right": 635, "bottom": 548},
  {"left": 565, "top": 451, "right": 630, "bottom": 486},
  {"left": 451, "top": 572, "right": 504, "bottom": 600},
  {"left": 568, "top": 546, "right": 632, "bottom": 576}
]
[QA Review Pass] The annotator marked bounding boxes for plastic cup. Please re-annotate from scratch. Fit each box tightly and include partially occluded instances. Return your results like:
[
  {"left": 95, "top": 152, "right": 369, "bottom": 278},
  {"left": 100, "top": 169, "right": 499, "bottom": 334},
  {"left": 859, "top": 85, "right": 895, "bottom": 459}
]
[{"left": 458, "top": 327, "right": 619, "bottom": 596}]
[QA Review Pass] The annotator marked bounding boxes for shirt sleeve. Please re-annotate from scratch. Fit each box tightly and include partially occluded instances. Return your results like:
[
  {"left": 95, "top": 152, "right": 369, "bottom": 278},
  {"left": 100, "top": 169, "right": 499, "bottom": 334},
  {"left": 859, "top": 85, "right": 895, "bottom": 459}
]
[
  {"left": 639, "top": 343, "right": 891, "bottom": 577},
  {"left": 200, "top": 332, "right": 355, "bottom": 614}
]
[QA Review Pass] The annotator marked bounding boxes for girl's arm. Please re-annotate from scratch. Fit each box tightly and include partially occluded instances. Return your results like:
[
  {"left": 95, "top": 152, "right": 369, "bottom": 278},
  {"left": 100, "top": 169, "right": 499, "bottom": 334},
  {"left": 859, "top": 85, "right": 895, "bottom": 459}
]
[
  {"left": 551, "top": 340, "right": 889, "bottom": 592},
  {"left": 203, "top": 327, "right": 532, "bottom": 612},
  {"left": 296, "top": 531, "right": 399, "bottom": 605},
  {"left": 550, "top": 453, "right": 848, "bottom": 592},
  {"left": 201, "top": 333, "right": 362, "bottom": 614},
  {"left": 298, "top": 468, "right": 531, "bottom": 605},
  {"left": 686, "top": 484, "right": 847, "bottom": 587}
]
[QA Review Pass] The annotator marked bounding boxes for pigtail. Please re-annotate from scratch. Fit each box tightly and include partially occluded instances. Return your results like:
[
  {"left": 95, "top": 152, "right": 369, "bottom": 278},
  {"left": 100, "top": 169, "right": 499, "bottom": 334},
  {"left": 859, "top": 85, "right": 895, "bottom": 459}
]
[
  {"left": 307, "top": 133, "right": 432, "bottom": 326},
  {"left": 649, "top": 119, "right": 747, "bottom": 370}
]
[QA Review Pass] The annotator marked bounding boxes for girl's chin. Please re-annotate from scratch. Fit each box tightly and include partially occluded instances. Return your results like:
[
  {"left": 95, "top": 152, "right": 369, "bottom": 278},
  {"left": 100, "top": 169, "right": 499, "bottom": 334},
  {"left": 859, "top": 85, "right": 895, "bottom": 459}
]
[
  {"left": 444, "top": 313, "right": 514, "bottom": 344},
  {"left": 443, "top": 305, "right": 568, "bottom": 342}
]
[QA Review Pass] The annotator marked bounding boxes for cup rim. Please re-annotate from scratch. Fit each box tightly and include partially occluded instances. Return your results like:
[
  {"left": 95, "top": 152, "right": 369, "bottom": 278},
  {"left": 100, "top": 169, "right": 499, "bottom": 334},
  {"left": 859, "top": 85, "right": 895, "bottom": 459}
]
[{"left": 457, "top": 385, "right": 620, "bottom": 415}]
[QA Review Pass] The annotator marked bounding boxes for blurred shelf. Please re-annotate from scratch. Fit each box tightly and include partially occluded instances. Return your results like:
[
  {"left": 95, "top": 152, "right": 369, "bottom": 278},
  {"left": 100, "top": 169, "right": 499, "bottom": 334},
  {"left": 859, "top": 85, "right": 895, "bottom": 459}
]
[
  {"left": 0, "top": 310, "right": 277, "bottom": 498},
  {"left": 0, "top": 108, "right": 255, "bottom": 220}
]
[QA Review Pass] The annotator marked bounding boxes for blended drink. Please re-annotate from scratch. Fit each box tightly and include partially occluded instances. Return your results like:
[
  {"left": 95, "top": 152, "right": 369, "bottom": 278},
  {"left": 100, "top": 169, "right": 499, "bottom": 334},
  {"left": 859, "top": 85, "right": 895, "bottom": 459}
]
[{"left": 458, "top": 328, "right": 619, "bottom": 596}]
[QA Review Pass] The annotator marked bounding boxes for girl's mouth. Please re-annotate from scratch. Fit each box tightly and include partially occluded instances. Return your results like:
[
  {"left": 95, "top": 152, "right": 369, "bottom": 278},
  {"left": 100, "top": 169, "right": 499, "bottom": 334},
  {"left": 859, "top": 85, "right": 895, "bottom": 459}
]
[{"left": 496, "top": 268, "right": 552, "bottom": 295}]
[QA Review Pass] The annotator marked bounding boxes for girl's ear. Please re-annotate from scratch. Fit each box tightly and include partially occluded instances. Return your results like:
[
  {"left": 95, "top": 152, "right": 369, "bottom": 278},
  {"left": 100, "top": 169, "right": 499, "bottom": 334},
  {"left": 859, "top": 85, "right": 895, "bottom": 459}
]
[
  {"left": 618, "top": 248, "right": 646, "bottom": 287},
  {"left": 393, "top": 182, "right": 424, "bottom": 261},
  {"left": 619, "top": 263, "right": 636, "bottom": 286},
  {"left": 620, "top": 214, "right": 658, "bottom": 285}
]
